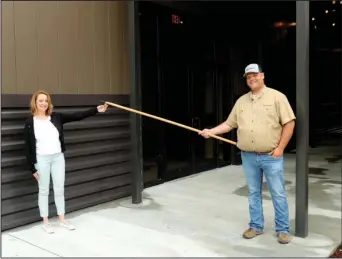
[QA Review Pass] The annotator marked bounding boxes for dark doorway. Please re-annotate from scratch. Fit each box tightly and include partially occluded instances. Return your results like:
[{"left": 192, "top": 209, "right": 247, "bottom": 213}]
[
  {"left": 139, "top": 1, "right": 333, "bottom": 186},
  {"left": 139, "top": 2, "right": 232, "bottom": 184},
  {"left": 157, "top": 7, "right": 193, "bottom": 181},
  {"left": 135, "top": 0, "right": 340, "bottom": 241}
]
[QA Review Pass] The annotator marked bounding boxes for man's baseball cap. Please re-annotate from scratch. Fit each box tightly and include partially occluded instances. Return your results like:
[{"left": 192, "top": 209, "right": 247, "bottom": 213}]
[{"left": 243, "top": 63, "right": 262, "bottom": 77}]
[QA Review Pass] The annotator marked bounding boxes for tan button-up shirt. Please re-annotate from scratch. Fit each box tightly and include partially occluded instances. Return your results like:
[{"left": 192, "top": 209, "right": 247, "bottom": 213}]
[{"left": 226, "top": 86, "right": 296, "bottom": 153}]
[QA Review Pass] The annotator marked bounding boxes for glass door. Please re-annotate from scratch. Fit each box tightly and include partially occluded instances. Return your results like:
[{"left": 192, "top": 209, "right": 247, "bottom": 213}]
[
  {"left": 139, "top": 2, "right": 163, "bottom": 187},
  {"left": 188, "top": 62, "right": 219, "bottom": 173},
  {"left": 158, "top": 7, "right": 193, "bottom": 181}
]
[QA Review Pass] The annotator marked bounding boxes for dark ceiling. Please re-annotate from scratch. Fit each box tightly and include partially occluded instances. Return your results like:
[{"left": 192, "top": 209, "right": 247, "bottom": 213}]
[{"left": 153, "top": 1, "right": 296, "bottom": 22}]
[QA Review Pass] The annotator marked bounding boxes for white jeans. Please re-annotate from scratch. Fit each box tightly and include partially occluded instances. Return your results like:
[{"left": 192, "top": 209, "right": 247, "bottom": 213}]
[{"left": 35, "top": 153, "right": 65, "bottom": 217}]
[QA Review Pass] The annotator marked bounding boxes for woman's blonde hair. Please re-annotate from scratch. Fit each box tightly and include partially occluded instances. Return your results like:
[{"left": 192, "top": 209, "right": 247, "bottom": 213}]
[{"left": 30, "top": 90, "right": 53, "bottom": 116}]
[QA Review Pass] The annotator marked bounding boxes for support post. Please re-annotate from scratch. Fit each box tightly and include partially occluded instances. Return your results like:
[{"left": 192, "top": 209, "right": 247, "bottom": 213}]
[
  {"left": 0, "top": 1, "right": 2, "bottom": 222},
  {"left": 295, "top": 1, "right": 309, "bottom": 238},
  {"left": 128, "top": 0, "right": 143, "bottom": 204}
]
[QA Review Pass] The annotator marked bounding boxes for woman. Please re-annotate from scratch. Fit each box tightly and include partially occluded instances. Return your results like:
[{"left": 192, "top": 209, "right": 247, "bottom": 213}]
[{"left": 24, "top": 90, "right": 108, "bottom": 234}]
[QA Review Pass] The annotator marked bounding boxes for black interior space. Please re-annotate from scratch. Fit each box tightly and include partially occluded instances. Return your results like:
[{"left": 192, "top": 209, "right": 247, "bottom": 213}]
[{"left": 139, "top": 1, "right": 341, "bottom": 186}]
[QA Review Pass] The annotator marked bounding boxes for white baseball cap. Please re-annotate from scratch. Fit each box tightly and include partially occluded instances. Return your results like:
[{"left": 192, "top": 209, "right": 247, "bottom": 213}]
[{"left": 243, "top": 63, "right": 262, "bottom": 77}]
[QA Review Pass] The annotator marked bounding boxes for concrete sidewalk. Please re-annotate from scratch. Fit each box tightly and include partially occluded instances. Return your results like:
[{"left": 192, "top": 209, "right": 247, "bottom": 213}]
[{"left": 2, "top": 146, "right": 341, "bottom": 257}]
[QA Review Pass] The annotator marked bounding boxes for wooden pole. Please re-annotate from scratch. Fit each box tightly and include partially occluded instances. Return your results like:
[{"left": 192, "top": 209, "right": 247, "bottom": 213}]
[{"left": 102, "top": 100, "right": 237, "bottom": 146}]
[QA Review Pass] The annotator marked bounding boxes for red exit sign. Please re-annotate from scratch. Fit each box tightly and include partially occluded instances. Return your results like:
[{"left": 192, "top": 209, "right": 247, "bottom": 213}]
[{"left": 172, "top": 14, "right": 180, "bottom": 24}]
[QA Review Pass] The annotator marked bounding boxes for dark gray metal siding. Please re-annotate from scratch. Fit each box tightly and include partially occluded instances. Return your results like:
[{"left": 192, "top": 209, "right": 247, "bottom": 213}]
[{"left": 1, "top": 104, "right": 132, "bottom": 231}]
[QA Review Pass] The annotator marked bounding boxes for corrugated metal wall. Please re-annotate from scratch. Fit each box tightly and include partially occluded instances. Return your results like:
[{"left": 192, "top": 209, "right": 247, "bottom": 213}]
[
  {"left": 1, "top": 101, "right": 132, "bottom": 231},
  {"left": 2, "top": 1, "right": 130, "bottom": 95}
]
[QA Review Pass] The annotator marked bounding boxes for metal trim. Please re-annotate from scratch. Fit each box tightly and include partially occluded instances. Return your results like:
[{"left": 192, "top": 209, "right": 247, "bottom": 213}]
[{"left": 1, "top": 94, "right": 129, "bottom": 108}]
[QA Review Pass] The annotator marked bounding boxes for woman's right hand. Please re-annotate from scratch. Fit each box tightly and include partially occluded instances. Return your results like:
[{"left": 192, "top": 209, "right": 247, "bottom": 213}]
[{"left": 33, "top": 172, "right": 40, "bottom": 181}]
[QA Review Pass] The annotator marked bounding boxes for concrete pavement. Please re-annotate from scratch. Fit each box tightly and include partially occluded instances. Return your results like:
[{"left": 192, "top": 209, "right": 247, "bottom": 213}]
[{"left": 2, "top": 145, "right": 341, "bottom": 257}]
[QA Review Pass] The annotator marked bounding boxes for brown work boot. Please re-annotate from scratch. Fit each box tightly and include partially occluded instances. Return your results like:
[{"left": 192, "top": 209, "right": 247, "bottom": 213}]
[
  {"left": 277, "top": 232, "right": 291, "bottom": 244},
  {"left": 242, "top": 228, "right": 263, "bottom": 239}
]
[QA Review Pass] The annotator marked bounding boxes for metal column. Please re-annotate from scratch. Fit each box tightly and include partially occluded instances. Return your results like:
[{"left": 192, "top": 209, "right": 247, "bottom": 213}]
[
  {"left": 295, "top": 1, "right": 310, "bottom": 238},
  {"left": 0, "top": 0, "right": 2, "bottom": 225},
  {"left": 128, "top": 0, "right": 143, "bottom": 204}
]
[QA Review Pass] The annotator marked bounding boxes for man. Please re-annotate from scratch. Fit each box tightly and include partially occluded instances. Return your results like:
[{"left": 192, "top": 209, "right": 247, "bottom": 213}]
[{"left": 199, "top": 64, "right": 296, "bottom": 244}]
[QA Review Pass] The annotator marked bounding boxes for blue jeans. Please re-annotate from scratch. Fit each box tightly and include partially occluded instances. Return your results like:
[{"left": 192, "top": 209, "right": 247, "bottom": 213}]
[
  {"left": 241, "top": 151, "right": 289, "bottom": 234},
  {"left": 35, "top": 153, "right": 66, "bottom": 218}
]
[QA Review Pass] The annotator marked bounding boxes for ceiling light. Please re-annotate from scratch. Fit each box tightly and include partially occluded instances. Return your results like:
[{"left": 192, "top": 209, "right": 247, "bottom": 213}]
[
  {"left": 312, "top": 17, "right": 315, "bottom": 21},
  {"left": 332, "top": 23, "right": 335, "bottom": 26},
  {"left": 325, "top": 10, "right": 329, "bottom": 13}
]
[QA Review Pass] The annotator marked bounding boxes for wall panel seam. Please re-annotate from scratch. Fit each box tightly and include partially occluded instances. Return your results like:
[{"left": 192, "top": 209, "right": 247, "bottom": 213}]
[
  {"left": 107, "top": 1, "right": 112, "bottom": 94},
  {"left": 35, "top": 3, "right": 39, "bottom": 91},
  {"left": 76, "top": 2, "right": 80, "bottom": 94},
  {"left": 91, "top": 1, "right": 96, "bottom": 94},
  {"left": 12, "top": 1, "right": 18, "bottom": 93},
  {"left": 57, "top": 1, "right": 61, "bottom": 93}
]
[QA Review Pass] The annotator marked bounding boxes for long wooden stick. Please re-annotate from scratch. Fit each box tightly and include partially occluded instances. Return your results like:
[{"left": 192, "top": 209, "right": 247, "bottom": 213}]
[{"left": 102, "top": 100, "right": 237, "bottom": 146}]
